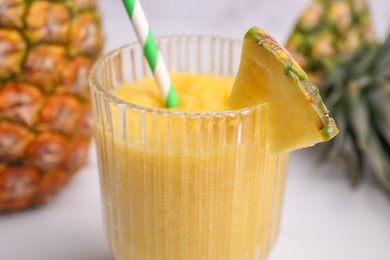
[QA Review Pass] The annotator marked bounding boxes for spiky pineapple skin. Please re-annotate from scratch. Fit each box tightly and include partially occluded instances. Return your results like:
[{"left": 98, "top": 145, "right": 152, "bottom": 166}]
[
  {"left": 0, "top": 0, "right": 103, "bottom": 212},
  {"left": 286, "top": 0, "right": 376, "bottom": 87}
]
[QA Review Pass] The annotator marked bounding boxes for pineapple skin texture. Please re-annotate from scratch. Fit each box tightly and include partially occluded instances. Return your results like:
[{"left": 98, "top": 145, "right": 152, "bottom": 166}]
[
  {"left": 0, "top": 0, "right": 103, "bottom": 212},
  {"left": 286, "top": 0, "right": 376, "bottom": 87}
]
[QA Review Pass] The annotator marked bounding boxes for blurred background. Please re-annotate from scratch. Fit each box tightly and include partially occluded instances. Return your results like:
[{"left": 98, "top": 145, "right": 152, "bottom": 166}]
[
  {"left": 1, "top": 0, "right": 390, "bottom": 259},
  {"left": 103, "top": 0, "right": 390, "bottom": 48}
]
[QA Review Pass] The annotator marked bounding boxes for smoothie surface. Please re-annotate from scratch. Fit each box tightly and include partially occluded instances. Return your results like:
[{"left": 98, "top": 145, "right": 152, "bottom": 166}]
[{"left": 113, "top": 73, "right": 235, "bottom": 112}]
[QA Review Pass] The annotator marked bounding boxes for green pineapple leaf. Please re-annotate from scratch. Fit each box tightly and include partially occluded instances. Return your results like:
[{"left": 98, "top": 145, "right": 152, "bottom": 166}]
[{"left": 320, "top": 32, "right": 390, "bottom": 192}]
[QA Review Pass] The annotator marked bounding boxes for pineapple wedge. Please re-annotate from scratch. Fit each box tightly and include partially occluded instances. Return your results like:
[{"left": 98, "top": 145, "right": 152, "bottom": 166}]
[{"left": 230, "top": 27, "right": 338, "bottom": 152}]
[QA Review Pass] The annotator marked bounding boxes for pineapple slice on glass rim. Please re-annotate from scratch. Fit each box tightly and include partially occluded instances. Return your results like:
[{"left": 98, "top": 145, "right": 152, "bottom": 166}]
[{"left": 230, "top": 27, "right": 338, "bottom": 153}]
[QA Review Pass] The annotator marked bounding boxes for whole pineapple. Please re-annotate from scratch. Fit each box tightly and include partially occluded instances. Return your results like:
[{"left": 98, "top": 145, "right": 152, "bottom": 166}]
[
  {"left": 286, "top": 0, "right": 376, "bottom": 87},
  {"left": 320, "top": 34, "right": 390, "bottom": 191},
  {"left": 0, "top": 0, "right": 103, "bottom": 211}
]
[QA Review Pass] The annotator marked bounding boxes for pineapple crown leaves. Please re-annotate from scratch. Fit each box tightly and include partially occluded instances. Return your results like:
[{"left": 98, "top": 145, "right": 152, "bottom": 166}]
[{"left": 320, "top": 32, "right": 390, "bottom": 190}]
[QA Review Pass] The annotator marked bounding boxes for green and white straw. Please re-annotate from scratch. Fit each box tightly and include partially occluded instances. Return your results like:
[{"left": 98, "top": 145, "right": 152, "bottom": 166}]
[{"left": 122, "top": 0, "right": 179, "bottom": 108}]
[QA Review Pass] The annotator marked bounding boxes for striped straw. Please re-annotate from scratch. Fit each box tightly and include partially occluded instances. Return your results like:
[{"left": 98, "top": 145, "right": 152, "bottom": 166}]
[{"left": 122, "top": 0, "right": 179, "bottom": 108}]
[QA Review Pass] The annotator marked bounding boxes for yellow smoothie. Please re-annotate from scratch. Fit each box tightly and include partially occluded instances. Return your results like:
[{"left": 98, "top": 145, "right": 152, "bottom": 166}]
[
  {"left": 114, "top": 73, "right": 233, "bottom": 112},
  {"left": 97, "top": 73, "right": 287, "bottom": 260}
]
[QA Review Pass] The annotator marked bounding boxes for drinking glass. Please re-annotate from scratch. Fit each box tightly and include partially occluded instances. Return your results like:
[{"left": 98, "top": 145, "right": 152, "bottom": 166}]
[{"left": 90, "top": 35, "right": 288, "bottom": 260}]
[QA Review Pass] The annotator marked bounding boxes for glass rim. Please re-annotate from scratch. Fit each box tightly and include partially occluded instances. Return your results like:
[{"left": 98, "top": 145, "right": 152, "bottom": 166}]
[{"left": 89, "top": 34, "right": 265, "bottom": 117}]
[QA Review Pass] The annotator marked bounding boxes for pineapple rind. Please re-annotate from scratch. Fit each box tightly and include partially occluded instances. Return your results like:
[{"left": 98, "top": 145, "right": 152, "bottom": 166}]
[
  {"left": 245, "top": 27, "right": 309, "bottom": 81},
  {"left": 0, "top": 0, "right": 103, "bottom": 211},
  {"left": 286, "top": 0, "right": 376, "bottom": 87},
  {"left": 244, "top": 26, "right": 338, "bottom": 142}
]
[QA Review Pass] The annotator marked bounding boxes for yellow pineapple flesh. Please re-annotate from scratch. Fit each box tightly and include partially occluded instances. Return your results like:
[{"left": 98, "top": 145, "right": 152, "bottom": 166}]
[{"left": 0, "top": 0, "right": 103, "bottom": 211}]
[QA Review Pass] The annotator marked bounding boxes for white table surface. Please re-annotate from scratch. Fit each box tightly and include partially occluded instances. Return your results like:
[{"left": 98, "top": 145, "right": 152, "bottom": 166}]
[{"left": 1, "top": 1, "right": 390, "bottom": 259}]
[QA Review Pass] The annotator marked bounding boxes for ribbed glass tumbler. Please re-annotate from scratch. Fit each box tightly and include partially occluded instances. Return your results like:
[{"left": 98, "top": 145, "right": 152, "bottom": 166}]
[{"left": 89, "top": 36, "right": 288, "bottom": 260}]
